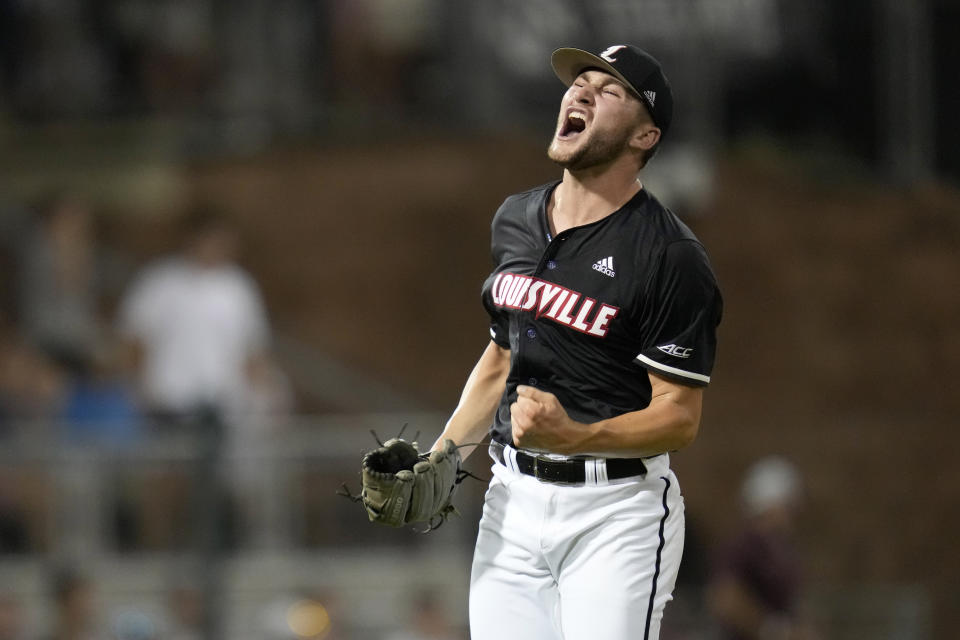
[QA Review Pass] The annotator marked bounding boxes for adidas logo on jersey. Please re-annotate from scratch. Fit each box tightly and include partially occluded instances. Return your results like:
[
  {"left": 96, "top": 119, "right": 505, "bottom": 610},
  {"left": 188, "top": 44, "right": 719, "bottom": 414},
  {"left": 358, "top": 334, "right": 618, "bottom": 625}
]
[{"left": 592, "top": 256, "right": 616, "bottom": 277}]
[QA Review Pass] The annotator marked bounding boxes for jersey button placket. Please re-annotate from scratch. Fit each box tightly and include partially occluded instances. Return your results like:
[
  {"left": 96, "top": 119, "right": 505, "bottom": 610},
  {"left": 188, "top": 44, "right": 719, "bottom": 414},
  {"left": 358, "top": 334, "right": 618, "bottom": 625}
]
[{"left": 521, "top": 235, "right": 562, "bottom": 393}]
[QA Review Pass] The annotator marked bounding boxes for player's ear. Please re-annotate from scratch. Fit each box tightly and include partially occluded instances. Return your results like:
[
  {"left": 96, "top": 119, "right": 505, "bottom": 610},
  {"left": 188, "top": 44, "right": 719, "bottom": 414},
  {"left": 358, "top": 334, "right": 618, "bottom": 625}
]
[{"left": 629, "top": 125, "right": 660, "bottom": 153}]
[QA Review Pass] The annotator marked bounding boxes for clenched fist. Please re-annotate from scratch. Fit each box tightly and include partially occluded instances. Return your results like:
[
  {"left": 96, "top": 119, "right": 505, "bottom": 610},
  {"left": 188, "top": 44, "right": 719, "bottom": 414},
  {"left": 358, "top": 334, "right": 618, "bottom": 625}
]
[{"left": 510, "top": 385, "right": 588, "bottom": 455}]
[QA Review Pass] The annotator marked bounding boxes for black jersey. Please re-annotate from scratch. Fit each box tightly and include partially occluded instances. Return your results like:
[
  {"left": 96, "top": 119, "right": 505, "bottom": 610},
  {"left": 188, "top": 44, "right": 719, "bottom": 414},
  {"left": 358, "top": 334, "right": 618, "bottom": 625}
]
[{"left": 482, "top": 181, "right": 722, "bottom": 447}]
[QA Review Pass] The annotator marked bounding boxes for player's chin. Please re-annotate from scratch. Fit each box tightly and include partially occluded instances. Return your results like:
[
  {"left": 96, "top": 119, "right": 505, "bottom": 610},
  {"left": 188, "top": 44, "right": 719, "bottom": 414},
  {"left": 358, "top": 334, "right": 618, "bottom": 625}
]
[{"left": 547, "top": 138, "right": 583, "bottom": 165}]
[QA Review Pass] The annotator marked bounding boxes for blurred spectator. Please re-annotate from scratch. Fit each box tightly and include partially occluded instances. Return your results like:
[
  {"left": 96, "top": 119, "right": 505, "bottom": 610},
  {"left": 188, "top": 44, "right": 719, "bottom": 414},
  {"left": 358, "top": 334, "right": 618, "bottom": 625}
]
[
  {"left": 164, "top": 584, "right": 204, "bottom": 640},
  {"left": 17, "top": 192, "right": 104, "bottom": 376},
  {"left": 0, "top": 326, "right": 68, "bottom": 431},
  {"left": 384, "top": 589, "right": 464, "bottom": 640},
  {"left": 59, "top": 340, "right": 142, "bottom": 446},
  {"left": 0, "top": 469, "right": 30, "bottom": 554},
  {"left": 110, "top": 608, "right": 159, "bottom": 640},
  {"left": 0, "top": 318, "right": 59, "bottom": 555},
  {"left": 60, "top": 375, "right": 141, "bottom": 445},
  {"left": 113, "top": 205, "right": 288, "bottom": 550},
  {"left": 0, "top": 593, "right": 25, "bottom": 640},
  {"left": 706, "top": 456, "right": 818, "bottom": 640},
  {"left": 116, "top": 204, "right": 289, "bottom": 428},
  {"left": 7, "top": 191, "right": 140, "bottom": 446},
  {"left": 44, "top": 567, "right": 102, "bottom": 640}
]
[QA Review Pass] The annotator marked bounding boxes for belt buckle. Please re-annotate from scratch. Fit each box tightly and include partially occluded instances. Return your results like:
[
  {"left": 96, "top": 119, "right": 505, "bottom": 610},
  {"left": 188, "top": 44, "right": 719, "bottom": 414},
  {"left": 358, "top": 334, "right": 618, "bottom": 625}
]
[
  {"left": 531, "top": 454, "right": 554, "bottom": 483},
  {"left": 530, "top": 454, "right": 574, "bottom": 485}
]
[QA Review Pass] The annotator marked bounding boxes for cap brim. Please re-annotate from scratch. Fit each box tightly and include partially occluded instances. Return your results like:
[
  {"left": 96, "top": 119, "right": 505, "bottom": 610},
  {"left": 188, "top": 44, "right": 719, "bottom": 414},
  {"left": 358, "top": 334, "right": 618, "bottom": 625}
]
[{"left": 551, "top": 48, "right": 641, "bottom": 99}]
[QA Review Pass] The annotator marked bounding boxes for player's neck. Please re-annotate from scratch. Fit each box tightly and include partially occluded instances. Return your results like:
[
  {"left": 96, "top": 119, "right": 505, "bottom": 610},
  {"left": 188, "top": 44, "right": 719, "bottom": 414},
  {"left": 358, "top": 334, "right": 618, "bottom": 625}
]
[{"left": 549, "top": 164, "right": 642, "bottom": 235}]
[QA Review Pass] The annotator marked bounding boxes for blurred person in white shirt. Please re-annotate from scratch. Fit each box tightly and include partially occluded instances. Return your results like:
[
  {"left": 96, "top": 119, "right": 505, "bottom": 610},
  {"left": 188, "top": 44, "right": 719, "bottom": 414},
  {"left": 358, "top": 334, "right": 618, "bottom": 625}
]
[
  {"left": 117, "top": 206, "right": 289, "bottom": 427},
  {"left": 114, "top": 205, "right": 291, "bottom": 549}
]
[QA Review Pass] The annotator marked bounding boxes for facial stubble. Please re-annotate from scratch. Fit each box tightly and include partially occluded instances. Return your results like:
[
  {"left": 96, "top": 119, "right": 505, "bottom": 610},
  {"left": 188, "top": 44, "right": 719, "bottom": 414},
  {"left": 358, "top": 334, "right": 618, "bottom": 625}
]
[{"left": 547, "top": 120, "right": 634, "bottom": 172}]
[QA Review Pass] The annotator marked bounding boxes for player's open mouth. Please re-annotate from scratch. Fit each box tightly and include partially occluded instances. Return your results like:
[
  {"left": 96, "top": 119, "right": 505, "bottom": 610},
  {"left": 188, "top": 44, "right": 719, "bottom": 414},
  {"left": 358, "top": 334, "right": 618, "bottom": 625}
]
[{"left": 557, "top": 110, "right": 587, "bottom": 140}]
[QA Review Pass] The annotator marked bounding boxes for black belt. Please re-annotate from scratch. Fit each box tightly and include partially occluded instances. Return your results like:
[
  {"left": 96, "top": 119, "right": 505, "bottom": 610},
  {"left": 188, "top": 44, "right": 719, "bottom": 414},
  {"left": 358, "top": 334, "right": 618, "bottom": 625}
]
[{"left": 490, "top": 442, "right": 647, "bottom": 485}]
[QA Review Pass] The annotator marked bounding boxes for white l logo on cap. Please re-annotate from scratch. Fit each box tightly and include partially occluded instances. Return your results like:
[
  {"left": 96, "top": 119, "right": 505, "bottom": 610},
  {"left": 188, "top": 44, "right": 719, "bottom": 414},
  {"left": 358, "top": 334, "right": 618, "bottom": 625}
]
[{"left": 600, "top": 45, "right": 627, "bottom": 62}]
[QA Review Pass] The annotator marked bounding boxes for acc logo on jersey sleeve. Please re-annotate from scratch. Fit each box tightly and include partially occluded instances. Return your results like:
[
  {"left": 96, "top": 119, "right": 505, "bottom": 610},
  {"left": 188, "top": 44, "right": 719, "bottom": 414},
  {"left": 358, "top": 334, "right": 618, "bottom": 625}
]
[{"left": 657, "top": 344, "right": 693, "bottom": 358}]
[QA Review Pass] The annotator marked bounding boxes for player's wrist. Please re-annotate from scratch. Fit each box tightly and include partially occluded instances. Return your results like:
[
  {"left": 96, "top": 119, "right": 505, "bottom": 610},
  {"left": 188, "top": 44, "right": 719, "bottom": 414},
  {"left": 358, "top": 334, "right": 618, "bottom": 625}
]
[{"left": 558, "top": 419, "right": 598, "bottom": 456}]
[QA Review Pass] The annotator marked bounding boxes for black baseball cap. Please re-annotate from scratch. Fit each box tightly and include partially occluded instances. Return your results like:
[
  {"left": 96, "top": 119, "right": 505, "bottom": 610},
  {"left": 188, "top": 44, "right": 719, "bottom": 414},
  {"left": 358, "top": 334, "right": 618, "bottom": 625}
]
[{"left": 551, "top": 45, "right": 674, "bottom": 137}]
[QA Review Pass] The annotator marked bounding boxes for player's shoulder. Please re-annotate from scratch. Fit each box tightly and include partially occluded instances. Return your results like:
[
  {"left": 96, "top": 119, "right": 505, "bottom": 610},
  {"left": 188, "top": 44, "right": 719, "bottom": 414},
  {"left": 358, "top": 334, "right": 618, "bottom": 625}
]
[
  {"left": 634, "top": 188, "right": 701, "bottom": 245},
  {"left": 625, "top": 189, "right": 717, "bottom": 282},
  {"left": 492, "top": 181, "right": 557, "bottom": 225},
  {"left": 502, "top": 180, "right": 558, "bottom": 205},
  {"left": 489, "top": 180, "right": 557, "bottom": 250}
]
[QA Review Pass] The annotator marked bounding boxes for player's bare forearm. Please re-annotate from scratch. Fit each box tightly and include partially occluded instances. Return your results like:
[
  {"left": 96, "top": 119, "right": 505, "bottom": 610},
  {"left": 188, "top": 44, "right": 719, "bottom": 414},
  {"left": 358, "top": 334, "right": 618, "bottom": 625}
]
[
  {"left": 582, "top": 373, "right": 702, "bottom": 456},
  {"left": 511, "top": 372, "right": 702, "bottom": 457},
  {"left": 431, "top": 340, "right": 511, "bottom": 460}
]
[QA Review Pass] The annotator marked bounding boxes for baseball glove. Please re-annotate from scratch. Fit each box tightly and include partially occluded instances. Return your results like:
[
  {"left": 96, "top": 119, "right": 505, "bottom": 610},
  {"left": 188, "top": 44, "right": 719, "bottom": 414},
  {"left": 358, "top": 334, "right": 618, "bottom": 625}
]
[{"left": 343, "top": 435, "right": 464, "bottom": 530}]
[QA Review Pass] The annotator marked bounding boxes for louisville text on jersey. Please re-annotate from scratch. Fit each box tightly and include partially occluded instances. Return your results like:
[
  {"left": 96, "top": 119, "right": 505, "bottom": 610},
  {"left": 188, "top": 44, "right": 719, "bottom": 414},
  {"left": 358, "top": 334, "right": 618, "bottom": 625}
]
[{"left": 490, "top": 272, "right": 619, "bottom": 337}]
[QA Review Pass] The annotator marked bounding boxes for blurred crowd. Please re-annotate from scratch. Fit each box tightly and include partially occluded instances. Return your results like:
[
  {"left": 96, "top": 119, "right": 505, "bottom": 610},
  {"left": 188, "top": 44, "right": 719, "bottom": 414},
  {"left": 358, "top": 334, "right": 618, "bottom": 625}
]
[
  {"left": 0, "top": 575, "right": 471, "bottom": 640},
  {"left": 0, "top": 190, "right": 295, "bottom": 554},
  {"left": 0, "top": 568, "right": 208, "bottom": 640},
  {"left": 0, "top": 189, "right": 303, "bottom": 636},
  {"left": 0, "top": 191, "right": 292, "bottom": 438},
  {"left": 0, "top": 188, "right": 481, "bottom": 640},
  {"left": 0, "top": 0, "right": 448, "bottom": 143}
]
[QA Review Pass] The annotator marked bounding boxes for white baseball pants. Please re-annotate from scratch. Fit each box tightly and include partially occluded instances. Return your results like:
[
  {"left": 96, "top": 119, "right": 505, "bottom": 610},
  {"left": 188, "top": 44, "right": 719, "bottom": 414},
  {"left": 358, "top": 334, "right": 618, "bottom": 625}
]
[{"left": 469, "top": 450, "right": 685, "bottom": 640}]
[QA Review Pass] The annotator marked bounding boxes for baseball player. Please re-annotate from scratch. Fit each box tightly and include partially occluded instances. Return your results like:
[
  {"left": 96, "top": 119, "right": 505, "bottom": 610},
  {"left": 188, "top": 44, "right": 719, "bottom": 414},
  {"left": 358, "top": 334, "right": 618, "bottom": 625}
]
[{"left": 430, "top": 44, "right": 722, "bottom": 640}]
